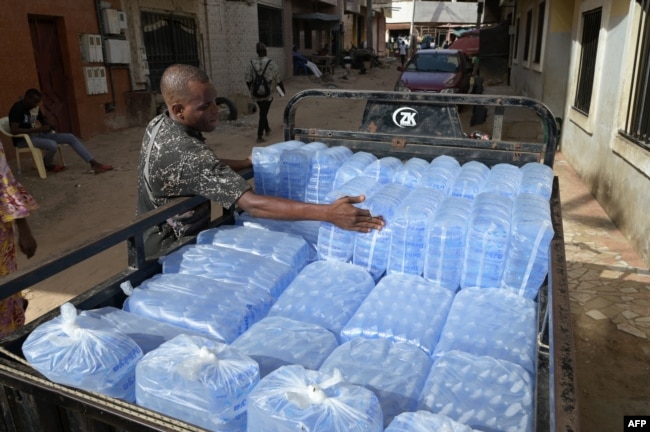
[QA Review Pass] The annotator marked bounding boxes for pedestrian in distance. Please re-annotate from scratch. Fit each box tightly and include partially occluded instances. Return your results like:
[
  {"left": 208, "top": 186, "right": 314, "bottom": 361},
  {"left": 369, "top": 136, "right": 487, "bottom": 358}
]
[
  {"left": 245, "top": 42, "right": 285, "bottom": 144},
  {"left": 8, "top": 89, "right": 113, "bottom": 174},
  {"left": 137, "top": 64, "right": 384, "bottom": 257},
  {"left": 399, "top": 40, "right": 408, "bottom": 67}
]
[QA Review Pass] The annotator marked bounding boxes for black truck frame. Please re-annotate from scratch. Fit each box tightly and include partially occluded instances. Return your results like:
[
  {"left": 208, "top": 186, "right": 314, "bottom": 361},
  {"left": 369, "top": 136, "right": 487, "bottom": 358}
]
[{"left": 0, "top": 90, "right": 579, "bottom": 431}]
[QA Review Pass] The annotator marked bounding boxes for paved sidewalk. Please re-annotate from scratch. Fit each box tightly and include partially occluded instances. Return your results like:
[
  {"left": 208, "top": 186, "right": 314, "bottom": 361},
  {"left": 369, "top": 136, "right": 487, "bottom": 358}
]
[{"left": 553, "top": 152, "right": 650, "bottom": 337}]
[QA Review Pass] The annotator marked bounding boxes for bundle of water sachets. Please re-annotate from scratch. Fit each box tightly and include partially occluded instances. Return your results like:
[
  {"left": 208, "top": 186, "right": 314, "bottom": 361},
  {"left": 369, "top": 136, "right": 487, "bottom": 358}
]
[
  {"left": 121, "top": 273, "right": 273, "bottom": 343},
  {"left": 160, "top": 243, "right": 296, "bottom": 299},
  {"left": 268, "top": 260, "right": 375, "bottom": 341},
  {"left": 22, "top": 302, "right": 142, "bottom": 402},
  {"left": 418, "top": 350, "right": 534, "bottom": 432},
  {"left": 231, "top": 316, "right": 338, "bottom": 378},
  {"left": 251, "top": 147, "right": 556, "bottom": 299},
  {"left": 340, "top": 273, "right": 454, "bottom": 356},
  {"left": 247, "top": 365, "right": 384, "bottom": 432},
  {"left": 196, "top": 225, "right": 315, "bottom": 271},
  {"left": 320, "top": 337, "right": 433, "bottom": 427},
  {"left": 135, "top": 334, "right": 259, "bottom": 431}
]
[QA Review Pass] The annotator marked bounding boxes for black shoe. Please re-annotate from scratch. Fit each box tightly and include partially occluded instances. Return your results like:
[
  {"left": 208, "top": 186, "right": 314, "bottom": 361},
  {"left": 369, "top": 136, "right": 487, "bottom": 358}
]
[{"left": 256, "top": 136, "right": 266, "bottom": 143}]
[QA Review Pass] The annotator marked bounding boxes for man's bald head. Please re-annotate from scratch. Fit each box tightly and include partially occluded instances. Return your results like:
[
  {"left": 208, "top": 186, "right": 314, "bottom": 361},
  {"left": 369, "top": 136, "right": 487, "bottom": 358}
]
[{"left": 160, "top": 64, "right": 210, "bottom": 106}]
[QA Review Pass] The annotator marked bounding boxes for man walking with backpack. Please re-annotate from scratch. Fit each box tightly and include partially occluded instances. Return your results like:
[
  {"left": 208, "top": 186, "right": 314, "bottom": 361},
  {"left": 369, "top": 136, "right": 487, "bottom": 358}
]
[{"left": 245, "top": 42, "right": 285, "bottom": 143}]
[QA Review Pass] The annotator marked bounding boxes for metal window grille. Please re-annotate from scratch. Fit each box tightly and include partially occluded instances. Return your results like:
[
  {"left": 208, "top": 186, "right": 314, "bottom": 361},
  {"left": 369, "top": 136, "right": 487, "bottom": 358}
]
[
  {"left": 573, "top": 8, "right": 602, "bottom": 114},
  {"left": 523, "top": 9, "right": 532, "bottom": 62},
  {"left": 534, "top": 1, "right": 546, "bottom": 64},
  {"left": 141, "top": 12, "right": 199, "bottom": 92},
  {"left": 258, "top": 5, "right": 283, "bottom": 48},
  {"left": 622, "top": 0, "right": 650, "bottom": 150}
]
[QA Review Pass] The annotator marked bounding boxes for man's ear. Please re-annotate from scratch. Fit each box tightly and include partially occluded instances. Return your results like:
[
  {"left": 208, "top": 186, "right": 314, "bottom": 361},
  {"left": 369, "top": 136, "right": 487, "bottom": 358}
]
[{"left": 170, "top": 102, "right": 184, "bottom": 118}]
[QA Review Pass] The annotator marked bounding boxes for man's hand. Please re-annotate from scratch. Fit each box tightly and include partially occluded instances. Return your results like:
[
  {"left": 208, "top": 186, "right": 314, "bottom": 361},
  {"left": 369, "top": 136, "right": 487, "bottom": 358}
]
[
  {"left": 39, "top": 124, "right": 54, "bottom": 133},
  {"left": 326, "top": 195, "right": 384, "bottom": 232}
]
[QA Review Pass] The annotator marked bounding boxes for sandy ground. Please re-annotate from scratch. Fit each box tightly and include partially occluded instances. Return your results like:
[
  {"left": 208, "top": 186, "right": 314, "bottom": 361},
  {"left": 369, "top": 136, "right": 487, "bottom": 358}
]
[{"left": 4, "top": 60, "right": 649, "bottom": 431}]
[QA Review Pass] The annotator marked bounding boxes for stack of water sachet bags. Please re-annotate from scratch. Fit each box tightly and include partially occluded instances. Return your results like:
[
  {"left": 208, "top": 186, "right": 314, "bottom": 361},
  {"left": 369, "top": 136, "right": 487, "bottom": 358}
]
[{"left": 22, "top": 141, "right": 555, "bottom": 431}]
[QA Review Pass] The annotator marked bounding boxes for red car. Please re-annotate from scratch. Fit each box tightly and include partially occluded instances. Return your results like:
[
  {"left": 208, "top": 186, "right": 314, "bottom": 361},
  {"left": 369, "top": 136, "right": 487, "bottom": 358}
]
[{"left": 394, "top": 49, "right": 473, "bottom": 93}]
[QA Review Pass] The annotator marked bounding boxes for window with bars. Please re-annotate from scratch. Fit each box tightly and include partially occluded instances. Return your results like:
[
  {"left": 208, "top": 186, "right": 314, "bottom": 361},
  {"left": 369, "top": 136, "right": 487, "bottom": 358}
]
[
  {"left": 513, "top": 16, "right": 520, "bottom": 61},
  {"left": 523, "top": 9, "right": 532, "bottom": 62},
  {"left": 141, "top": 12, "right": 199, "bottom": 92},
  {"left": 573, "top": 8, "right": 602, "bottom": 115},
  {"left": 258, "top": 5, "right": 283, "bottom": 47},
  {"left": 621, "top": 0, "right": 650, "bottom": 151},
  {"left": 533, "top": 1, "right": 546, "bottom": 64}
]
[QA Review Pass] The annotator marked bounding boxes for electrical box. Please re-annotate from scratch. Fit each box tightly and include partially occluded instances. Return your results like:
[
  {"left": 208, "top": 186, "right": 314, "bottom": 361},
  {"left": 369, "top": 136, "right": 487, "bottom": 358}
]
[
  {"left": 80, "top": 34, "right": 103, "bottom": 63},
  {"left": 96, "top": 67, "right": 108, "bottom": 94},
  {"left": 103, "top": 9, "right": 122, "bottom": 35},
  {"left": 118, "top": 11, "right": 128, "bottom": 30},
  {"left": 84, "top": 67, "right": 95, "bottom": 95},
  {"left": 83, "top": 66, "right": 108, "bottom": 95},
  {"left": 105, "top": 39, "right": 131, "bottom": 64}
]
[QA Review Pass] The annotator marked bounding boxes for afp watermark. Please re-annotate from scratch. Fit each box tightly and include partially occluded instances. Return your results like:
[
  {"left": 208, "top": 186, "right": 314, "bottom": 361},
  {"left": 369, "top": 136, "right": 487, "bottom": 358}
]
[{"left": 625, "top": 416, "right": 650, "bottom": 431}]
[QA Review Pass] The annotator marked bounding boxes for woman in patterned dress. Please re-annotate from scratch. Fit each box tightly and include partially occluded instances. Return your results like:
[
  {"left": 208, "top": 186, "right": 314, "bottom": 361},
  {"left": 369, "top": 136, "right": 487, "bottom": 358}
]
[{"left": 0, "top": 141, "right": 37, "bottom": 338}]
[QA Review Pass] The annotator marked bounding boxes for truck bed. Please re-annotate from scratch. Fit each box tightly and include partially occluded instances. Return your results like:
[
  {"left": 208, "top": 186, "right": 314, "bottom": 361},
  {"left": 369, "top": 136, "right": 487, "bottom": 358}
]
[{"left": 0, "top": 90, "right": 578, "bottom": 431}]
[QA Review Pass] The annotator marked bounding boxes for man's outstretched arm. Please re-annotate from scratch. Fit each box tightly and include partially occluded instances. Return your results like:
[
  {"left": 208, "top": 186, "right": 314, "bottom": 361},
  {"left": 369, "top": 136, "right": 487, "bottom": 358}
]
[{"left": 235, "top": 190, "right": 384, "bottom": 233}]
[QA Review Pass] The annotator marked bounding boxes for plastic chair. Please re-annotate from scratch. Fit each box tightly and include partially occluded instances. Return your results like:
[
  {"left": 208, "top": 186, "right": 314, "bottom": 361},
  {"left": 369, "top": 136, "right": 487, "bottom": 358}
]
[{"left": 0, "top": 116, "right": 65, "bottom": 179}]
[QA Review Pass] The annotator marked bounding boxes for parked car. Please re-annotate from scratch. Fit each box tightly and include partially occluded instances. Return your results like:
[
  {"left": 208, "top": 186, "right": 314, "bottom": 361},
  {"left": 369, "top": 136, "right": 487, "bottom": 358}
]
[{"left": 394, "top": 49, "right": 473, "bottom": 94}]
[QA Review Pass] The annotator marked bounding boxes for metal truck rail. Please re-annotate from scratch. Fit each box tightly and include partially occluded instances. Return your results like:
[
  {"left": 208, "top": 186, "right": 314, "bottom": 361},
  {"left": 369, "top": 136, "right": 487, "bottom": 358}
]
[{"left": 0, "top": 90, "right": 578, "bottom": 431}]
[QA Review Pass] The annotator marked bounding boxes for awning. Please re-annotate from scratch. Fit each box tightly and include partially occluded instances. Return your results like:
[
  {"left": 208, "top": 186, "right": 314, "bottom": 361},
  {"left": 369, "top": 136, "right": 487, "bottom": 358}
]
[{"left": 293, "top": 13, "right": 340, "bottom": 21}]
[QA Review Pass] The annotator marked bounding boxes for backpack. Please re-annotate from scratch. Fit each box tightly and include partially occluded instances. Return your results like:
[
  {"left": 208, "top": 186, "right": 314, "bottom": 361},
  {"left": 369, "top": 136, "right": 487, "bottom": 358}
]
[{"left": 251, "top": 60, "right": 271, "bottom": 98}]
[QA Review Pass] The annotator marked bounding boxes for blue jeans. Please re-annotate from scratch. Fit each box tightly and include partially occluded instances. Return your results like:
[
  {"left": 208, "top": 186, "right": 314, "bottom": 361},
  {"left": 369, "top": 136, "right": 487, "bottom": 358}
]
[{"left": 17, "top": 132, "right": 93, "bottom": 167}]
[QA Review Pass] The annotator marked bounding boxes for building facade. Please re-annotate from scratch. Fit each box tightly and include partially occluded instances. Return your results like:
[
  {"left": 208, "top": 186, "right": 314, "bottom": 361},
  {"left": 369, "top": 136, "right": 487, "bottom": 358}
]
[
  {"left": 0, "top": 0, "right": 380, "bottom": 145},
  {"left": 502, "top": 0, "right": 650, "bottom": 267}
]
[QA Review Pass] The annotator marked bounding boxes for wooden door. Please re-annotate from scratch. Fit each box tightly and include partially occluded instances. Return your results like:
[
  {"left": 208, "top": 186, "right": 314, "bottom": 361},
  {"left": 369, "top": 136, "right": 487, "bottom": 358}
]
[{"left": 28, "top": 16, "right": 73, "bottom": 133}]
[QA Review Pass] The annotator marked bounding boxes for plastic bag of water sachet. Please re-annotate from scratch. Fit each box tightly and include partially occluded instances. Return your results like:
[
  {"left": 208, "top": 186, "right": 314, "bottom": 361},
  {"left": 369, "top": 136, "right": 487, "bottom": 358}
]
[
  {"left": 385, "top": 411, "right": 478, "bottom": 432},
  {"left": 247, "top": 365, "right": 383, "bottom": 432},
  {"left": 320, "top": 338, "right": 432, "bottom": 427},
  {"left": 81, "top": 306, "right": 217, "bottom": 354},
  {"left": 418, "top": 350, "right": 533, "bottom": 432},
  {"left": 317, "top": 176, "right": 381, "bottom": 262},
  {"left": 160, "top": 243, "right": 296, "bottom": 299},
  {"left": 231, "top": 316, "right": 338, "bottom": 378},
  {"left": 252, "top": 140, "right": 303, "bottom": 196},
  {"left": 121, "top": 273, "right": 273, "bottom": 344},
  {"left": 268, "top": 261, "right": 375, "bottom": 341},
  {"left": 433, "top": 286, "right": 537, "bottom": 373},
  {"left": 136, "top": 334, "right": 259, "bottom": 432},
  {"left": 340, "top": 273, "right": 454, "bottom": 356},
  {"left": 22, "top": 302, "right": 142, "bottom": 402},
  {"left": 196, "top": 225, "right": 315, "bottom": 271}
]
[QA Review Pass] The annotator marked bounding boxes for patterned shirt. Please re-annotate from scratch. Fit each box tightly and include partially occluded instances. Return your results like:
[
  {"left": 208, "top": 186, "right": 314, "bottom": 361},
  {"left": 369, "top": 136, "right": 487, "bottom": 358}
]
[
  {"left": 245, "top": 56, "right": 281, "bottom": 101},
  {"left": 136, "top": 113, "right": 251, "bottom": 235}
]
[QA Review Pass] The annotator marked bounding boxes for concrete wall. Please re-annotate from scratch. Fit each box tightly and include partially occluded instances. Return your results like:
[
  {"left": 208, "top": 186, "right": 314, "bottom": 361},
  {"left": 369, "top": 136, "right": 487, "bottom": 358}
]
[
  {"left": 561, "top": 0, "right": 650, "bottom": 267},
  {"left": 509, "top": 0, "right": 572, "bottom": 119}
]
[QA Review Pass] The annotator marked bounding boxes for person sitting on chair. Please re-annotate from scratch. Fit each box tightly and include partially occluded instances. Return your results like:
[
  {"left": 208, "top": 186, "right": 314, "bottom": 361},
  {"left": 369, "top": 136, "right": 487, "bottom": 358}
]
[{"left": 8, "top": 88, "right": 113, "bottom": 174}]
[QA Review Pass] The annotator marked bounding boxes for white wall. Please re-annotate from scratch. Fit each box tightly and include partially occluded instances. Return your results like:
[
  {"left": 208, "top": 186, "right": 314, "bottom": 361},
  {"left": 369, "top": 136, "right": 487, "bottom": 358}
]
[
  {"left": 561, "top": 0, "right": 650, "bottom": 267},
  {"left": 387, "top": 1, "right": 478, "bottom": 25}
]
